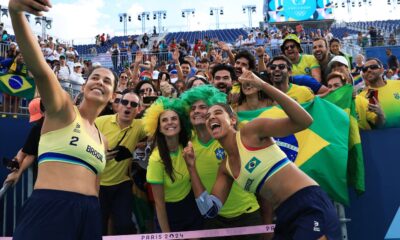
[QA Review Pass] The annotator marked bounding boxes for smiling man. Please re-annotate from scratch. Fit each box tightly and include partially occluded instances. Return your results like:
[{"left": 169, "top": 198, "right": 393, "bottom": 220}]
[
  {"left": 312, "top": 37, "right": 334, "bottom": 85},
  {"left": 281, "top": 34, "right": 321, "bottom": 82},
  {"left": 95, "top": 89, "right": 146, "bottom": 235},
  {"left": 269, "top": 55, "right": 314, "bottom": 103}
]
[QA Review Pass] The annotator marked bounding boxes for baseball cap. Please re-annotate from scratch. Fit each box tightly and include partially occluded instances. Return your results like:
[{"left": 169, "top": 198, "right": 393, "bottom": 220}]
[
  {"left": 28, "top": 98, "right": 43, "bottom": 123},
  {"left": 74, "top": 62, "right": 82, "bottom": 68},
  {"left": 328, "top": 56, "right": 349, "bottom": 68},
  {"left": 169, "top": 69, "right": 178, "bottom": 75},
  {"left": 92, "top": 62, "right": 101, "bottom": 67},
  {"left": 281, "top": 34, "right": 303, "bottom": 53}
]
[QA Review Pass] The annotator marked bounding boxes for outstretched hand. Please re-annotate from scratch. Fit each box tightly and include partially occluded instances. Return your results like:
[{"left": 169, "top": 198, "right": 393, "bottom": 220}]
[
  {"left": 183, "top": 141, "right": 195, "bottom": 168},
  {"left": 238, "top": 68, "right": 265, "bottom": 90},
  {"left": 9, "top": 0, "right": 52, "bottom": 15}
]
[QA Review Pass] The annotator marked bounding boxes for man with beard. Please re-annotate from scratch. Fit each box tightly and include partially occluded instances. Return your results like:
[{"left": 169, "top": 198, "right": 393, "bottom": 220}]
[
  {"left": 211, "top": 64, "right": 237, "bottom": 103},
  {"left": 95, "top": 90, "right": 146, "bottom": 235},
  {"left": 234, "top": 50, "right": 256, "bottom": 78},
  {"left": 359, "top": 58, "right": 400, "bottom": 128},
  {"left": 269, "top": 55, "right": 314, "bottom": 103},
  {"left": 312, "top": 37, "right": 335, "bottom": 85},
  {"left": 281, "top": 34, "right": 321, "bottom": 82}
]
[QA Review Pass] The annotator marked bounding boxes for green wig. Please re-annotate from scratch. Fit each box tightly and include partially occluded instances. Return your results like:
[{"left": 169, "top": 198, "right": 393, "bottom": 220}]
[{"left": 180, "top": 85, "right": 227, "bottom": 108}]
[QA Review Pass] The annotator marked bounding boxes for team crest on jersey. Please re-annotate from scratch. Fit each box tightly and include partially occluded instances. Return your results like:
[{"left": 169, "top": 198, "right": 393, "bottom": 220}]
[
  {"left": 245, "top": 157, "right": 261, "bottom": 173},
  {"left": 73, "top": 123, "right": 81, "bottom": 133},
  {"left": 215, "top": 148, "right": 226, "bottom": 161},
  {"left": 394, "top": 92, "right": 400, "bottom": 100},
  {"left": 274, "top": 135, "right": 299, "bottom": 162},
  {"left": 305, "top": 67, "right": 311, "bottom": 74}
]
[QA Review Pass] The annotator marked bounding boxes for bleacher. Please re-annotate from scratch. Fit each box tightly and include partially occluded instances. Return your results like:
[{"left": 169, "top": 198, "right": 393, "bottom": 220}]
[
  {"left": 347, "top": 20, "right": 400, "bottom": 33},
  {"left": 164, "top": 28, "right": 248, "bottom": 45},
  {"left": 74, "top": 35, "right": 138, "bottom": 56}
]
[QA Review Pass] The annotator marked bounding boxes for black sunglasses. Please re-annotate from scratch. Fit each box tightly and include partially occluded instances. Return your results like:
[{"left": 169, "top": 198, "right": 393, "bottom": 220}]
[
  {"left": 120, "top": 99, "right": 138, "bottom": 108},
  {"left": 269, "top": 64, "right": 287, "bottom": 70},
  {"left": 284, "top": 44, "right": 296, "bottom": 51},
  {"left": 362, "top": 64, "right": 381, "bottom": 72}
]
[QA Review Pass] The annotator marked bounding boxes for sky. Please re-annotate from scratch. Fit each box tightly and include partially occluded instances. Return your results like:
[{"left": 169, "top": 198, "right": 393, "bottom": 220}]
[{"left": 0, "top": 0, "right": 398, "bottom": 44}]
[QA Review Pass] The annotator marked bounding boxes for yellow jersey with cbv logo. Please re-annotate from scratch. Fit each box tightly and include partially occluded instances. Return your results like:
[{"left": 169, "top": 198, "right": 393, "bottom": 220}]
[{"left": 38, "top": 107, "right": 106, "bottom": 175}]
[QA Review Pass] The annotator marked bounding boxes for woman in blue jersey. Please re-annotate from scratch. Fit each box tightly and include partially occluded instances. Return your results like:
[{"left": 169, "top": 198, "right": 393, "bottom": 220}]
[
  {"left": 183, "top": 69, "right": 340, "bottom": 240},
  {"left": 143, "top": 97, "right": 203, "bottom": 233},
  {"left": 9, "top": 1, "right": 116, "bottom": 239}
]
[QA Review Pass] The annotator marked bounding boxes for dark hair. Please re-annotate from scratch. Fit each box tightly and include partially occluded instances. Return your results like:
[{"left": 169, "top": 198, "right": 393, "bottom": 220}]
[
  {"left": 312, "top": 37, "right": 328, "bottom": 48},
  {"left": 211, "top": 64, "right": 237, "bottom": 80},
  {"left": 181, "top": 60, "right": 192, "bottom": 67},
  {"left": 87, "top": 66, "right": 118, "bottom": 92},
  {"left": 211, "top": 103, "right": 238, "bottom": 130},
  {"left": 186, "top": 75, "right": 210, "bottom": 89},
  {"left": 329, "top": 38, "right": 341, "bottom": 46},
  {"left": 365, "top": 57, "right": 383, "bottom": 68},
  {"left": 153, "top": 111, "right": 189, "bottom": 182},
  {"left": 269, "top": 55, "right": 293, "bottom": 70},
  {"left": 238, "top": 71, "right": 271, "bottom": 105},
  {"left": 234, "top": 50, "right": 256, "bottom": 70},
  {"left": 120, "top": 89, "right": 139, "bottom": 100},
  {"left": 158, "top": 72, "right": 171, "bottom": 84},
  {"left": 134, "top": 80, "right": 157, "bottom": 95}
]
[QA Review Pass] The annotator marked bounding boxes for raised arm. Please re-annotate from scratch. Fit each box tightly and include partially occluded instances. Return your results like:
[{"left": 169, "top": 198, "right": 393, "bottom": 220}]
[
  {"left": 183, "top": 142, "right": 233, "bottom": 218},
  {"left": 9, "top": 0, "right": 71, "bottom": 117},
  {"left": 239, "top": 69, "right": 313, "bottom": 138}
]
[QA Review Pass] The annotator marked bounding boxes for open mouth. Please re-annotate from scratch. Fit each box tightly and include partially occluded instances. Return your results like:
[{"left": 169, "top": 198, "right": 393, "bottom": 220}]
[
  {"left": 210, "top": 122, "right": 221, "bottom": 131},
  {"left": 91, "top": 88, "right": 104, "bottom": 94},
  {"left": 216, "top": 82, "right": 227, "bottom": 90}
]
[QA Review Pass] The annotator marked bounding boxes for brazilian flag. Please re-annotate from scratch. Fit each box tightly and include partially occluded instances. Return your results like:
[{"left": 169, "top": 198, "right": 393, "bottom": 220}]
[
  {"left": 323, "top": 84, "right": 365, "bottom": 196},
  {"left": 237, "top": 97, "right": 350, "bottom": 204},
  {"left": 0, "top": 73, "right": 35, "bottom": 99}
]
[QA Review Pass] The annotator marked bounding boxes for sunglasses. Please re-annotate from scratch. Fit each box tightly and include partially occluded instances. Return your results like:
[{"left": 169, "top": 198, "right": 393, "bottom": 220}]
[
  {"left": 114, "top": 98, "right": 121, "bottom": 104},
  {"left": 362, "top": 64, "right": 381, "bottom": 72},
  {"left": 120, "top": 99, "right": 138, "bottom": 108},
  {"left": 139, "top": 88, "right": 153, "bottom": 94},
  {"left": 269, "top": 64, "right": 287, "bottom": 70},
  {"left": 120, "top": 76, "right": 128, "bottom": 79},
  {"left": 284, "top": 44, "right": 296, "bottom": 51}
]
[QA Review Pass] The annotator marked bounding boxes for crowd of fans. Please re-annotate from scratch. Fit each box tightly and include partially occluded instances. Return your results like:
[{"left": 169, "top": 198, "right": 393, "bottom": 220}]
[{"left": 2, "top": 21, "right": 400, "bottom": 238}]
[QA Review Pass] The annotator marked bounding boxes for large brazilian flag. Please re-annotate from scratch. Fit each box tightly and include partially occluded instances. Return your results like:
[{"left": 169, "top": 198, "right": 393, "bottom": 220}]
[
  {"left": 0, "top": 73, "right": 35, "bottom": 99},
  {"left": 237, "top": 97, "right": 350, "bottom": 204},
  {"left": 323, "top": 84, "right": 365, "bottom": 196}
]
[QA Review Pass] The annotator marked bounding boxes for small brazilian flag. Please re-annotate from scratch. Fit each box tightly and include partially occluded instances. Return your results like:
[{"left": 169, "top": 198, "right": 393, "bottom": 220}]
[
  {"left": 237, "top": 97, "right": 350, "bottom": 204},
  {"left": 0, "top": 73, "right": 35, "bottom": 99}
]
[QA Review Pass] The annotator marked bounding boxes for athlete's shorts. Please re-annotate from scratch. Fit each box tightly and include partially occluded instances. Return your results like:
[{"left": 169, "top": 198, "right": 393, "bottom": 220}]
[
  {"left": 165, "top": 191, "right": 204, "bottom": 232},
  {"left": 273, "top": 186, "right": 341, "bottom": 240},
  {"left": 13, "top": 189, "right": 102, "bottom": 240}
]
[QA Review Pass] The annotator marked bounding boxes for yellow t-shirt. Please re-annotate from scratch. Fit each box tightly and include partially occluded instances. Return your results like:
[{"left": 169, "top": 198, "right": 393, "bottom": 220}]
[
  {"left": 95, "top": 114, "right": 146, "bottom": 186},
  {"left": 287, "top": 83, "right": 315, "bottom": 103},
  {"left": 292, "top": 54, "right": 320, "bottom": 77},
  {"left": 355, "top": 95, "right": 377, "bottom": 130},
  {"left": 146, "top": 147, "right": 191, "bottom": 202},
  {"left": 192, "top": 135, "right": 260, "bottom": 218},
  {"left": 359, "top": 80, "right": 400, "bottom": 128}
]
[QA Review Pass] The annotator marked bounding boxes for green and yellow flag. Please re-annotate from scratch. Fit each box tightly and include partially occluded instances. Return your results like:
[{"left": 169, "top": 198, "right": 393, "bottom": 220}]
[
  {"left": 323, "top": 84, "right": 365, "bottom": 195},
  {"left": 237, "top": 97, "right": 350, "bottom": 204},
  {"left": 0, "top": 73, "right": 35, "bottom": 99}
]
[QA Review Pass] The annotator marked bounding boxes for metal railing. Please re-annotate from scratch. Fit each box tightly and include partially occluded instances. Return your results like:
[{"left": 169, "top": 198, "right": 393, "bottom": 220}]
[{"left": 1, "top": 168, "right": 33, "bottom": 236}]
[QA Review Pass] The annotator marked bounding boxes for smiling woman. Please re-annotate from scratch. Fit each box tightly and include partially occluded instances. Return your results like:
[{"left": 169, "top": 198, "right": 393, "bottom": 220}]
[
  {"left": 8, "top": 0, "right": 117, "bottom": 239},
  {"left": 142, "top": 97, "right": 204, "bottom": 233}
]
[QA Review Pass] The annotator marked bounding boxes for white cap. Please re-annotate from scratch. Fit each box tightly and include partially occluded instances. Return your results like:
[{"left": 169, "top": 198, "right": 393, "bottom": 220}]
[
  {"left": 92, "top": 62, "right": 102, "bottom": 67},
  {"left": 74, "top": 62, "right": 82, "bottom": 68},
  {"left": 328, "top": 56, "right": 349, "bottom": 68}
]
